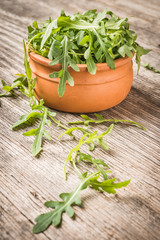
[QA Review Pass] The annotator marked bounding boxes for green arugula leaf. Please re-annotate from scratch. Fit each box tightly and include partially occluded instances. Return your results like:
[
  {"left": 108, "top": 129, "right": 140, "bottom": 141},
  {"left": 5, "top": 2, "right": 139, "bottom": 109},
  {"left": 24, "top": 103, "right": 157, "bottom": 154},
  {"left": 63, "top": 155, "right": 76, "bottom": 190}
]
[
  {"left": 40, "top": 20, "right": 59, "bottom": 49},
  {"left": 78, "top": 152, "right": 109, "bottom": 180},
  {"left": 31, "top": 107, "right": 48, "bottom": 156},
  {"left": 49, "top": 36, "right": 76, "bottom": 97},
  {"left": 92, "top": 9, "right": 108, "bottom": 25},
  {"left": 118, "top": 44, "right": 133, "bottom": 58},
  {"left": 12, "top": 111, "right": 42, "bottom": 129},
  {"left": 136, "top": 45, "right": 151, "bottom": 74},
  {"left": 89, "top": 176, "right": 131, "bottom": 193},
  {"left": 57, "top": 16, "right": 99, "bottom": 30},
  {"left": 32, "top": 172, "right": 98, "bottom": 233},
  {"left": 93, "top": 29, "right": 115, "bottom": 69},
  {"left": 143, "top": 63, "right": 160, "bottom": 73},
  {"left": 69, "top": 113, "right": 146, "bottom": 130},
  {"left": 0, "top": 75, "right": 29, "bottom": 97},
  {"left": 33, "top": 171, "right": 130, "bottom": 233},
  {"left": 23, "top": 39, "right": 32, "bottom": 80},
  {"left": 12, "top": 100, "right": 56, "bottom": 156},
  {"left": 105, "top": 17, "right": 127, "bottom": 30}
]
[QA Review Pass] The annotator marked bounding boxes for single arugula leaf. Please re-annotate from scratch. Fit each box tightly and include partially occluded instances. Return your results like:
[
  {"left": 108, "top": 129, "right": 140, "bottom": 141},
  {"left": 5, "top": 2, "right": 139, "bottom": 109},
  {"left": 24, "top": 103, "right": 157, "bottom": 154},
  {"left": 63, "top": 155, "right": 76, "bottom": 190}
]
[
  {"left": 32, "top": 21, "right": 38, "bottom": 29},
  {"left": 12, "top": 100, "right": 56, "bottom": 156},
  {"left": 78, "top": 152, "right": 109, "bottom": 180},
  {"left": 105, "top": 17, "right": 127, "bottom": 30},
  {"left": 136, "top": 45, "right": 151, "bottom": 74},
  {"left": 93, "top": 29, "right": 115, "bottom": 69},
  {"left": 59, "top": 123, "right": 112, "bottom": 152},
  {"left": 118, "top": 44, "right": 133, "bottom": 58},
  {"left": 33, "top": 171, "right": 130, "bottom": 233},
  {"left": 49, "top": 36, "right": 77, "bottom": 97},
  {"left": 0, "top": 75, "right": 29, "bottom": 97},
  {"left": 48, "top": 40, "right": 62, "bottom": 60},
  {"left": 31, "top": 107, "right": 49, "bottom": 156},
  {"left": 0, "top": 81, "right": 21, "bottom": 97},
  {"left": 69, "top": 113, "right": 146, "bottom": 130},
  {"left": 40, "top": 19, "right": 58, "bottom": 49},
  {"left": 32, "top": 172, "right": 98, "bottom": 233},
  {"left": 143, "top": 63, "right": 160, "bottom": 73},
  {"left": 57, "top": 16, "right": 99, "bottom": 30},
  {"left": 92, "top": 9, "right": 108, "bottom": 25},
  {"left": 12, "top": 111, "right": 42, "bottom": 129},
  {"left": 85, "top": 48, "right": 97, "bottom": 75},
  {"left": 89, "top": 176, "right": 131, "bottom": 193},
  {"left": 23, "top": 39, "right": 32, "bottom": 80}
]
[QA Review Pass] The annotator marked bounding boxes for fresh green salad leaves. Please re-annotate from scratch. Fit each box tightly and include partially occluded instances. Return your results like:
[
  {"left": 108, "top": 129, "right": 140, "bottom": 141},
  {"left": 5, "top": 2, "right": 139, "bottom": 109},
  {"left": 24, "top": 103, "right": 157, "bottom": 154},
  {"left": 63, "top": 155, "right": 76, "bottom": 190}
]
[{"left": 27, "top": 9, "right": 151, "bottom": 96}]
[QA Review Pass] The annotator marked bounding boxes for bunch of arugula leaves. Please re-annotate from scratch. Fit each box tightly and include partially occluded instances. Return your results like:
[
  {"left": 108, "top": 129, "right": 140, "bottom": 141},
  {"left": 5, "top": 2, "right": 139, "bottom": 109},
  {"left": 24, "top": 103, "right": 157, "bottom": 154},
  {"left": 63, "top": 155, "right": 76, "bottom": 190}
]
[{"left": 27, "top": 9, "right": 151, "bottom": 97}]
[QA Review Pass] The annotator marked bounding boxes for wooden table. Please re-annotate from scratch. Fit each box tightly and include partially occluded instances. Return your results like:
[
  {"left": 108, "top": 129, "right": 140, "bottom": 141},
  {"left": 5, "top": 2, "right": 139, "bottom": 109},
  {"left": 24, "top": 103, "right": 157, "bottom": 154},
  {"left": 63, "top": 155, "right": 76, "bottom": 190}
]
[{"left": 0, "top": 0, "right": 160, "bottom": 239}]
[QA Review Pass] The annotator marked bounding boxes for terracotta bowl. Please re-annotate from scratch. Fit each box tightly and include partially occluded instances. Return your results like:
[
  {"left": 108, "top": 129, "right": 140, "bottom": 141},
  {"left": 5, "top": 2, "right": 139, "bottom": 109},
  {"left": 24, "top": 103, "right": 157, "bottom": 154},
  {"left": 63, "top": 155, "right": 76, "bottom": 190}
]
[{"left": 29, "top": 52, "right": 133, "bottom": 113}]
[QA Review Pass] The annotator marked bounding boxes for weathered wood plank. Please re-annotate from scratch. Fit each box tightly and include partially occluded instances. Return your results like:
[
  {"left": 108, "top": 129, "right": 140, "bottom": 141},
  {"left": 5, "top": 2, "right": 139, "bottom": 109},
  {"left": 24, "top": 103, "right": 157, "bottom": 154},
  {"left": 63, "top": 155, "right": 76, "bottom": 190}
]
[{"left": 0, "top": 0, "right": 160, "bottom": 240}]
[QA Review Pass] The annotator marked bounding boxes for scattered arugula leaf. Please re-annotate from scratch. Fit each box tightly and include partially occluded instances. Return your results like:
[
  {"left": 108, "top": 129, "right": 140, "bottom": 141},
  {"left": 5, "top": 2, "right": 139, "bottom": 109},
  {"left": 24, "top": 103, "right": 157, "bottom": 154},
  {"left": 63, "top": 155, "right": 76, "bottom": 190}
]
[
  {"left": 78, "top": 152, "right": 110, "bottom": 180},
  {"left": 12, "top": 100, "right": 55, "bottom": 156},
  {"left": 135, "top": 46, "right": 151, "bottom": 74},
  {"left": 143, "top": 63, "right": 160, "bottom": 73},
  {"left": 63, "top": 124, "right": 114, "bottom": 179},
  {"left": 33, "top": 171, "right": 130, "bottom": 233},
  {"left": 0, "top": 75, "right": 28, "bottom": 97},
  {"left": 69, "top": 113, "right": 146, "bottom": 130}
]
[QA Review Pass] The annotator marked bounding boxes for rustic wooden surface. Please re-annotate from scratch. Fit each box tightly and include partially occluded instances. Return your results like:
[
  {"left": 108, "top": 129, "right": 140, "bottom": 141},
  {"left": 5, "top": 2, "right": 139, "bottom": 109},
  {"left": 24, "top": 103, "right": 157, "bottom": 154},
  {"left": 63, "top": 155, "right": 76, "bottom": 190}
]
[{"left": 0, "top": 0, "right": 160, "bottom": 239}]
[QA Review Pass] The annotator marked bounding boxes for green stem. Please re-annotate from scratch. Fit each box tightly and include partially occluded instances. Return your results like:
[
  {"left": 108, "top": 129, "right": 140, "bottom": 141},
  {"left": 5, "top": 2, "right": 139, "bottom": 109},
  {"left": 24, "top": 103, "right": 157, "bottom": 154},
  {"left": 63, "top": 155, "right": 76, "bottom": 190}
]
[
  {"left": 49, "top": 116, "right": 68, "bottom": 130},
  {"left": 69, "top": 119, "right": 146, "bottom": 130},
  {"left": 72, "top": 152, "right": 83, "bottom": 179}
]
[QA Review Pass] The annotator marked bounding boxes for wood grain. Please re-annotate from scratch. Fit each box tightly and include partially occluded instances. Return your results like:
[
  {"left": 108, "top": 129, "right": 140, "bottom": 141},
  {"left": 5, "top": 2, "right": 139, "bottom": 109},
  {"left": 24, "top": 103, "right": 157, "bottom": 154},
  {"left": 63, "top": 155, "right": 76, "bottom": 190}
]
[{"left": 0, "top": 0, "right": 160, "bottom": 239}]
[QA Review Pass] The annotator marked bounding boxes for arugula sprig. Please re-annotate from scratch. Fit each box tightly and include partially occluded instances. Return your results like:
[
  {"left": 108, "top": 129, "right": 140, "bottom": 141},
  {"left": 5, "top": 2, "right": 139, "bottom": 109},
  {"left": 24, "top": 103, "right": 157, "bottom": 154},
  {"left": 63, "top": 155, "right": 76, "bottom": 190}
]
[
  {"left": 12, "top": 100, "right": 56, "bottom": 156},
  {"left": 59, "top": 124, "right": 110, "bottom": 151},
  {"left": 49, "top": 36, "right": 80, "bottom": 97},
  {"left": 143, "top": 63, "right": 160, "bottom": 73},
  {"left": 69, "top": 113, "right": 146, "bottom": 130},
  {"left": 77, "top": 152, "right": 110, "bottom": 180},
  {"left": 33, "top": 170, "right": 130, "bottom": 234},
  {"left": 61, "top": 124, "right": 114, "bottom": 179},
  {"left": 0, "top": 74, "right": 29, "bottom": 98}
]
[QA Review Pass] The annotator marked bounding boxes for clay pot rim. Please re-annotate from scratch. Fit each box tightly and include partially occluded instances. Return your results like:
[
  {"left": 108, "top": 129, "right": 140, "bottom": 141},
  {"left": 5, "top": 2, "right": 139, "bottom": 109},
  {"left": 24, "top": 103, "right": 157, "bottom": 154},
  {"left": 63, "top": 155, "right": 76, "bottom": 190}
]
[{"left": 29, "top": 50, "right": 134, "bottom": 71}]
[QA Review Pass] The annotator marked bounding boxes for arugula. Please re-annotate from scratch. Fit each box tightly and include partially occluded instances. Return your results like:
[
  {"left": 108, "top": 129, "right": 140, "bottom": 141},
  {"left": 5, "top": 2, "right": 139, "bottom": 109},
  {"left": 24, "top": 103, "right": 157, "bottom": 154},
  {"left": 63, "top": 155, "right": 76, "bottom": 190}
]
[
  {"left": 135, "top": 46, "right": 151, "bottom": 74},
  {"left": 33, "top": 171, "right": 130, "bottom": 234},
  {"left": 143, "top": 63, "right": 160, "bottom": 73},
  {"left": 62, "top": 124, "right": 114, "bottom": 179},
  {"left": 49, "top": 36, "right": 80, "bottom": 97},
  {"left": 12, "top": 100, "right": 56, "bottom": 156},
  {"left": 0, "top": 9, "right": 148, "bottom": 234},
  {"left": 28, "top": 9, "right": 151, "bottom": 97},
  {"left": 0, "top": 75, "right": 28, "bottom": 97},
  {"left": 59, "top": 124, "right": 110, "bottom": 152},
  {"left": 78, "top": 152, "right": 110, "bottom": 180},
  {"left": 69, "top": 113, "right": 146, "bottom": 130}
]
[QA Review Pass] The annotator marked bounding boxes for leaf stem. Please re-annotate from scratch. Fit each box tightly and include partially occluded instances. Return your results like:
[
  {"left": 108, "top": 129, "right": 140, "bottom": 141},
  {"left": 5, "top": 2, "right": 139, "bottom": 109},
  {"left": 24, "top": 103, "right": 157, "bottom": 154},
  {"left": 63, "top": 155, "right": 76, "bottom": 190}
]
[
  {"left": 69, "top": 118, "right": 146, "bottom": 130},
  {"left": 72, "top": 152, "right": 83, "bottom": 179},
  {"left": 49, "top": 115, "right": 68, "bottom": 130}
]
